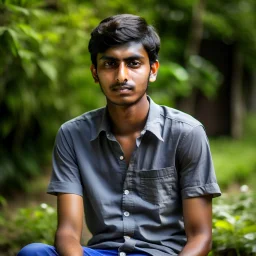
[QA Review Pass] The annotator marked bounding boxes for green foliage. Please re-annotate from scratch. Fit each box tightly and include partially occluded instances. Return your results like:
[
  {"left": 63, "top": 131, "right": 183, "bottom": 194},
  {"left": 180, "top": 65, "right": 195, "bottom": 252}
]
[
  {"left": 0, "top": 1, "right": 104, "bottom": 193},
  {"left": 149, "top": 54, "right": 222, "bottom": 105},
  {"left": 187, "top": 55, "right": 223, "bottom": 98},
  {"left": 0, "top": 196, "right": 7, "bottom": 228},
  {"left": 149, "top": 61, "right": 190, "bottom": 106},
  {"left": 211, "top": 191, "right": 256, "bottom": 255},
  {"left": 210, "top": 115, "right": 256, "bottom": 189},
  {"left": 205, "top": 0, "right": 256, "bottom": 70},
  {"left": 0, "top": 203, "right": 57, "bottom": 255}
]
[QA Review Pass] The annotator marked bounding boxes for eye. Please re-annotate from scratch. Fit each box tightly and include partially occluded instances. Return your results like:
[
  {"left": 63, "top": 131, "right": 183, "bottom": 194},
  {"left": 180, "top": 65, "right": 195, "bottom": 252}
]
[
  {"left": 104, "top": 61, "right": 117, "bottom": 68},
  {"left": 127, "top": 60, "right": 141, "bottom": 68}
]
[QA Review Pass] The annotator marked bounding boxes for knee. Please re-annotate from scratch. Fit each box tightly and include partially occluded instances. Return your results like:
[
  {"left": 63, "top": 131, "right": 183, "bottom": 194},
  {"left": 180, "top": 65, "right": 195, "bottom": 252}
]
[{"left": 17, "top": 243, "right": 54, "bottom": 256}]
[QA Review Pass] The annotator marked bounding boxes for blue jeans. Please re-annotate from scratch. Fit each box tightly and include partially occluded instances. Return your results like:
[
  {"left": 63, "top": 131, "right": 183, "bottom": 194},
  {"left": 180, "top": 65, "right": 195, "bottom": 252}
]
[{"left": 17, "top": 243, "right": 148, "bottom": 256}]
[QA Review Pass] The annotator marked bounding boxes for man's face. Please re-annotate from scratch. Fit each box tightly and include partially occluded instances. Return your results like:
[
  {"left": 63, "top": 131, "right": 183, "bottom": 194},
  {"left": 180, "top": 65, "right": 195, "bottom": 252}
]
[{"left": 91, "top": 42, "right": 159, "bottom": 107}]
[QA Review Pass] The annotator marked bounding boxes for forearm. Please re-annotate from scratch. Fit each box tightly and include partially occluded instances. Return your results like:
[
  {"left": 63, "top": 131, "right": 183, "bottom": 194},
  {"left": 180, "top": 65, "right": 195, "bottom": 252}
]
[
  {"left": 54, "top": 233, "right": 83, "bottom": 256},
  {"left": 179, "top": 235, "right": 212, "bottom": 256}
]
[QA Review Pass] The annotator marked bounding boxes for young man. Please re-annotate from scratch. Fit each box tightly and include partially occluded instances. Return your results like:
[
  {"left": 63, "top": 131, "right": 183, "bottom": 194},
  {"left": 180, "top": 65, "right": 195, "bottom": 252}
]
[{"left": 18, "top": 14, "right": 221, "bottom": 256}]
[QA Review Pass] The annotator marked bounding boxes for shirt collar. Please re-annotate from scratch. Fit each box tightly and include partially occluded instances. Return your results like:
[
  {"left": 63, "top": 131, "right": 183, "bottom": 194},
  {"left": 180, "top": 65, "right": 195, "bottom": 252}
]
[
  {"left": 90, "top": 96, "right": 164, "bottom": 142},
  {"left": 90, "top": 107, "right": 111, "bottom": 141},
  {"left": 144, "top": 96, "right": 164, "bottom": 142}
]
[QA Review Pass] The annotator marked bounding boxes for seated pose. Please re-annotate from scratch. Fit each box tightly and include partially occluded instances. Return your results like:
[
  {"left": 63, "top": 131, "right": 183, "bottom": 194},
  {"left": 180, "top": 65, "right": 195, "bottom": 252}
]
[{"left": 18, "top": 14, "right": 221, "bottom": 256}]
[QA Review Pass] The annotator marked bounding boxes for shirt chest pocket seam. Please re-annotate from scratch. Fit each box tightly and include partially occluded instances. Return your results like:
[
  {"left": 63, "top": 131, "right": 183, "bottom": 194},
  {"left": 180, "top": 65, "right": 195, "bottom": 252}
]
[{"left": 138, "top": 167, "right": 175, "bottom": 204}]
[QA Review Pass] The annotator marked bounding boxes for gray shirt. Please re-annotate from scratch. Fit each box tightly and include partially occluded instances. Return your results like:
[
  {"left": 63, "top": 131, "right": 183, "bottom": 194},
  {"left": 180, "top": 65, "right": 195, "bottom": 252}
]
[{"left": 48, "top": 96, "right": 221, "bottom": 256}]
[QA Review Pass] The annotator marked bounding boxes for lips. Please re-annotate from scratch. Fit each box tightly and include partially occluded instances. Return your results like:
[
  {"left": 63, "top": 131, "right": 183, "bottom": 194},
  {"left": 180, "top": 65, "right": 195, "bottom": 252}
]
[{"left": 111, "top": 84, "right": 134, "bottom": 91}]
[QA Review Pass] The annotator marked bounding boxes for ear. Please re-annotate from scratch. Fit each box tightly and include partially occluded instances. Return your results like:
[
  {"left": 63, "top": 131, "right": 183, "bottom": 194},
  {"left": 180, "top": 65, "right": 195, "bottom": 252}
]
[
  {"left": 149, "top": 60, "right": 159, "bottom": 82},
  {"left": 90, "top": 64, "right": 99, "bottom": 83}
]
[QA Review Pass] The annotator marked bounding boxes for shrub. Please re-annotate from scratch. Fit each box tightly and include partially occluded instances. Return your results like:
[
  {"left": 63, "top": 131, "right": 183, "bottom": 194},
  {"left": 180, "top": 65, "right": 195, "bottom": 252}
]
[
  {"left": 0, "top": 203, "right": 57, "bottom": 256},
  {"left": 0, "top": 0, "right": 104, "bottom": 194},
  {"left": 211, "top": 188, "right": 256, "bottom": 256}
]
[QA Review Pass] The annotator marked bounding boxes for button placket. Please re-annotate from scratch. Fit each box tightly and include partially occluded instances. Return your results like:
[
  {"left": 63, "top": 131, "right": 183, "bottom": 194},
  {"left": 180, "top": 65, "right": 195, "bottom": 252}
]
[{"left": 121, "top": 151, "right": 137, "bottom": 241}]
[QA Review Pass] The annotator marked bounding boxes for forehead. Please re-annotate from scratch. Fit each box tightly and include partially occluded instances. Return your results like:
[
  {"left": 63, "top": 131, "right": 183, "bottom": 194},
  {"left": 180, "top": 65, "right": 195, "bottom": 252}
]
[{"left": 97, "top": 42, "right": 149, "bottom": 61}]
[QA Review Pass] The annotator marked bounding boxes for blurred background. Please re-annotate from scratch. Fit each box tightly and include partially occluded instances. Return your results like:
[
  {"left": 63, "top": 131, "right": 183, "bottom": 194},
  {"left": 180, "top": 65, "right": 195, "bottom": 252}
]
[{"left": 0, "top": 0, "right": 255, "bottom": 255}]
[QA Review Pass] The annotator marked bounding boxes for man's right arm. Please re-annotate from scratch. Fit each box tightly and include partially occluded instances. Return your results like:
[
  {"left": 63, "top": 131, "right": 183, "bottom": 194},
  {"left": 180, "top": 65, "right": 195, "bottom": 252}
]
[{"left": 54, "top": 193, "right": 84, "bottom": 256}]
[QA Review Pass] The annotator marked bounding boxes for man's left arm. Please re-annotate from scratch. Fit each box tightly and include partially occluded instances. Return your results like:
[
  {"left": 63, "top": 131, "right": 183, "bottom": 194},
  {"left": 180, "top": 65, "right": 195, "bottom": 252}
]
[{"left": 179, "top": 195, "right": 213, "bottom": 256}]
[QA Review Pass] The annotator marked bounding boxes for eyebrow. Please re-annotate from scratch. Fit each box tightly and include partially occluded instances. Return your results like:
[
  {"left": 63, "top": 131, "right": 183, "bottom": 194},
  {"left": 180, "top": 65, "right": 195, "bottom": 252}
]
[{"left": 99, "top": 54, "right": 145, "bottom": 61}]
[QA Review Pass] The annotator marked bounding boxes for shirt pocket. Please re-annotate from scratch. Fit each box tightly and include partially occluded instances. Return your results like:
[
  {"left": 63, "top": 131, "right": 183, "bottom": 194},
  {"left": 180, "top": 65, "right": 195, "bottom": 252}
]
[{"left": 138, "top": 167, "right": 175, "bottom": 204}]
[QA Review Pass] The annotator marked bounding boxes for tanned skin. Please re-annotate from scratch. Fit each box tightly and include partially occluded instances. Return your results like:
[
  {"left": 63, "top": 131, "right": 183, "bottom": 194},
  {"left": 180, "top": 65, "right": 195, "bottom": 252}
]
[
  {"left": 54, "top": 42, "right": 213, "bottom": 256},
  {"left": 55, "top": 194, "right": 84, "bottom": 256},
  {"left": 180, "top": 196, "right": 213, "bottom": 256}
]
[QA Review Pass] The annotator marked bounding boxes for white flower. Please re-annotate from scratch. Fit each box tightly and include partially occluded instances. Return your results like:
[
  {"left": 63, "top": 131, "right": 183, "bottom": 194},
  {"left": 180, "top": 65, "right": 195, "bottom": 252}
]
[
  {"left": 240, "top": 185, "right": 249, "bottom": 193},
  {"left": 40, "top": 203, "right": 48, "bottom": 209}
]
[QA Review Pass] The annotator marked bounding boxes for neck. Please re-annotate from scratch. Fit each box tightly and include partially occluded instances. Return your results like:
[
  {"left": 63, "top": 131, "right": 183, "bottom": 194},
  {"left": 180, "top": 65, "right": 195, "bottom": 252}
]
[{"left": 107, "top": 96, "right": 149, "bottom": 136}]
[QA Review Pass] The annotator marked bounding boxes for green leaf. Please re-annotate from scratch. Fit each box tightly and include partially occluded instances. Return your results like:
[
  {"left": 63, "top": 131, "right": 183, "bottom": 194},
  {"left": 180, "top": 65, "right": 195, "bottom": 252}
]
[
  {"left": 161, "top": 62, "right": 189, "bottom": 82},
  {"left": 215, "top": 220, "right": 234, "bottom": 231},
  {"left": 18, "top": 23, "right": 42, "bottom": 42},
  {"left": 38, "top": 60, "right": 57, "bottom": 82},
  {"left": 241, "top": 225, "right": 256, "bottom": 234},
  {"left": 244, "top": 233, "right": 256, "bottom": 241},
  {"left": 0, "top": 196, "right": 7, "bottom": 207},
  {"left": 0, "top": 27, "right": 7, "bottom": 36},
  {"left": 5, "top": 3, "right": 30, "bottom": 16}
]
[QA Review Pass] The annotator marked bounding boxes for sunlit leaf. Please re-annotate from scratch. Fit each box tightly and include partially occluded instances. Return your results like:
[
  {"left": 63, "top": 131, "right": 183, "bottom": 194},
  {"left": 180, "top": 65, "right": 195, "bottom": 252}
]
[
  {"left": 0, "top": 27, "right": 7, "bottom": 36},
  {"left": 244, "top": 233, "right": 256, "bottom": 241},
  {"left": 215, "top": 220, "right": 234, "bottom": 231},
  {"left": 38, "top": 60, "right": 57, "bottom": 82},
  {"left": 5, "top": 3, "right": 30, "bottom": 16},
  {"left": 241, "top": 225, "right": 256, "bottom": 234}
]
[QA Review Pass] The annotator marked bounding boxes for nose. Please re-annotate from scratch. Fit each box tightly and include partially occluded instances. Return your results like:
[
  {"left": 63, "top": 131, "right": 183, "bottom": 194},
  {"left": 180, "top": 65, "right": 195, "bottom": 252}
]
[{"left": 115, "top": 62, "right": 128, "bottom": 83}]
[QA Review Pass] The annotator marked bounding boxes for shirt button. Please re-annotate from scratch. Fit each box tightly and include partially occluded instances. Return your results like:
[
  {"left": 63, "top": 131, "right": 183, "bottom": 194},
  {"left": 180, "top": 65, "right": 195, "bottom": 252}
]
[
  {"left": 123, "top": 211, "right": 130, "bottom": 217},
  {"left": 120, "top": 155, "right": 124, "bottom": 160},
  {"left": 120, "top": 252, "right": 126, "bottom": 256},
  {"left": 124, "top": 190, "right": 129, "bottom": 195}
]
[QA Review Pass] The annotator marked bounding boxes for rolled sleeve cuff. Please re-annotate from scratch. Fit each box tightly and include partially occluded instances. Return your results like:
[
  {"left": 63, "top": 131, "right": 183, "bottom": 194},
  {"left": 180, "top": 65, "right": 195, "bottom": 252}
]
[
  {"left": 47, "top": 181, "right": 83, "bottom": 197},
  {"left": 182, "top": 183, "right": 221, "bottom": 199}
]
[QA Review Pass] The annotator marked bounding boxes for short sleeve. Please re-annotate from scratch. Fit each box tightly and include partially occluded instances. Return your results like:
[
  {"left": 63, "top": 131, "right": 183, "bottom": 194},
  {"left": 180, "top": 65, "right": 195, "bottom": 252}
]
[
  {"left": 177, "top": 125, "right": 221, "bottom": 199},
  {"left": 47, "top": 126, "right": 83, "bottom": 196}
]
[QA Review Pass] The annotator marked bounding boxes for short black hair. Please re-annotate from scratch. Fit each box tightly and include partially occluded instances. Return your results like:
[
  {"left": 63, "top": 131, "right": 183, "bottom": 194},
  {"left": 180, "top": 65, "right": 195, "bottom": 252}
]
[{"left": 88, "top": 14, "right": 160, "bottom": 66}]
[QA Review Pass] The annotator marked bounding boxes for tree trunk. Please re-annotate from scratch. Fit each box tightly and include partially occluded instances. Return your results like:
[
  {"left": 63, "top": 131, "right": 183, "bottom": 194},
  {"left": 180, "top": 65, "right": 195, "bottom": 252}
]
[
  {"left": 177, "top": 0, "right": 206, "bottom": 115},
  {"left": 185, "top": 0, "right": 206, "bottom": 60},
  {"left": 230, "top": 47, "right": 244, "bottom": 139}
]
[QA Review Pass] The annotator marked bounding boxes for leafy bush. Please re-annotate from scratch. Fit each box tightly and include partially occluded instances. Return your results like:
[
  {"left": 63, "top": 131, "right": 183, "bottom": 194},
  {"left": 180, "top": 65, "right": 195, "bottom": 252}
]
[
  {"left": 211, "top": 189, "right": 256, "bottom": 256},
  {"left": 0, "top": 1, "right": 104, "bottom": 193},
  {"left": 0, "top": 203, "right": 57, "bottom": 256}
]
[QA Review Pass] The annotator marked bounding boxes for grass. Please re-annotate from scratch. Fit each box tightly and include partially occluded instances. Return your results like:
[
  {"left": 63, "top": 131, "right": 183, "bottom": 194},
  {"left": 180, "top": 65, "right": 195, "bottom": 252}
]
[{"left": 209, "top": 114, "right": 256, "bottom": 191}]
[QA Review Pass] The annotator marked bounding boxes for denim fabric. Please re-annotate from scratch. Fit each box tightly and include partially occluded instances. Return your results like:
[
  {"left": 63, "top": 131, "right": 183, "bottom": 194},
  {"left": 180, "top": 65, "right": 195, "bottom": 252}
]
[{"left": 17, "top": 243, "right": 148, "bottom": 256}]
